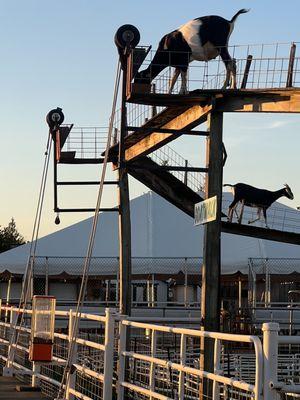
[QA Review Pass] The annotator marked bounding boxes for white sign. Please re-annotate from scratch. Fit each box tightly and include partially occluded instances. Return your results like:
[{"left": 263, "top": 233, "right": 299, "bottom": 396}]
[{"left": 194, "top": 196, "right": 217, "bottom": 225}]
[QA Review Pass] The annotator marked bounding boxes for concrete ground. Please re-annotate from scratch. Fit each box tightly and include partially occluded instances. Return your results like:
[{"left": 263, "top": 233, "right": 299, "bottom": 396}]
[{"left": 0, "top": 376, "right": 47, "bottom": 399}]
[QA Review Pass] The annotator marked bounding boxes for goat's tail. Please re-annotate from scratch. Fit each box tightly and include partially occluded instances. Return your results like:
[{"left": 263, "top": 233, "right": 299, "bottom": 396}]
[{"left": 231, "top": 8, "right": 250, "bottom": 24}]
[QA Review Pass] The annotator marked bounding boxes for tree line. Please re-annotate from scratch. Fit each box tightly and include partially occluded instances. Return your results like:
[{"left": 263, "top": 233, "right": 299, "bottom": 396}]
[{"left": 0, "top": 218, "right": 25, "bottom": 253}]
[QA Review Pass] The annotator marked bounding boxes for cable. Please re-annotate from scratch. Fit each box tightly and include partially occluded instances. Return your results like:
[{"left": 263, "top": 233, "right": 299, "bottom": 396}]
[
  {"left": 5, "top": 132, "right": 53, "bottom": 369},
  {"left": 55, "top": 61, "right": 121, "bottom": 400}
]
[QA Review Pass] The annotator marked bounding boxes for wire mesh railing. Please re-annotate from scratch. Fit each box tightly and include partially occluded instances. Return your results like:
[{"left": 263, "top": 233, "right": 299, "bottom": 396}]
[
  {"left": 222, "top": 199, "right": 300, "bottom": 233},
  {"left": 130, "top": 42, "right": 300, "bottom": 94},
  {"left": 61, "top": 126, "right": 110, "bottom": 159},
  {"left": 59, "top": 120, "right": 206, "bottom": 193},
  {"left": 150, "top": 145, "right": 205, "bottom": 192},
  {"left": 2, "top": 305, "right": 300, "bottom": 399}
]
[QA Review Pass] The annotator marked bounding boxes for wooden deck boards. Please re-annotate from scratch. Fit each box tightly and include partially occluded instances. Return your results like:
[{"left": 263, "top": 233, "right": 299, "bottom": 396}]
[{"left": 0, "top": 377, "right": 46, "bottom": 399}]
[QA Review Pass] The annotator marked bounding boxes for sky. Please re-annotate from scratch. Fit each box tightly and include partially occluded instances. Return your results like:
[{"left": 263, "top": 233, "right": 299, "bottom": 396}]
[{"left": 1, "top": 0, "right": 300, "bottom": 240}]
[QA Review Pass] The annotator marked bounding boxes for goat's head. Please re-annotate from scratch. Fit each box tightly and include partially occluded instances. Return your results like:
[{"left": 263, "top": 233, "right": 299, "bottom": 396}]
[{"left": 283, "top": 184, "right": 294, "bottom": 200}]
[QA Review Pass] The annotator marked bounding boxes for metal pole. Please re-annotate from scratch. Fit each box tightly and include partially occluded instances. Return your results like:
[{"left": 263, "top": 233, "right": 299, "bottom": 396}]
[
  {"left": 5, "top": 276, "right": 12, "bottom": 323},
  {"left": 151, "top": 274, "right": 155, "bottom": 307},
  {"left": 184, "top": 160, "right": 188, "bottom": 186},
  {"left": 262, "top": 322, "right": 280, "bottom": 400},
  {"left": 184, "top": 257, "right": 188, "bottom": 307},
  {"left": 238, "top": 278, "right": 242, "bottom": 314},
  {"left": 286, "top": 43, "right": 296, "bottom": 88},
  {"left": 45, "top": 257, "right": 49, "bottom": 296},
  {"left": 53, "top": 132, "right": 58, "bottom": 212},
  {"left": 200, "top": 109, "right": 223, "bottom": 400}
]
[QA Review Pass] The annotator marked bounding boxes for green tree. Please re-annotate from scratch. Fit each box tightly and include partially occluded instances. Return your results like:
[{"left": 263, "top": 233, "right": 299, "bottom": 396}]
[{"left": 0, "top": 218, "right": 25, "bottom": 253}]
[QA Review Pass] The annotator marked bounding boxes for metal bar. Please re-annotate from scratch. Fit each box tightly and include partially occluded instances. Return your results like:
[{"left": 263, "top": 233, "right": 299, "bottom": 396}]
[
  {"left": 59, "top": 158, "right": 104, "bottom": 164},
  {"left": 103, "top": 309, "right": 115, "bottom": 399},
  {"left": 129, "top": 164, "right": 208, "bottom": 173},
  {"left": 241, "top": 55, "right": 253, "bottom": 89},
  {"left": 53, "top": 132, "right": 58, "bottom": 212},
  {"left": 127, "top": 126, "right": 210, "bottom": 136},
  {"left": 57, "top": 181, "right": 119, "bottom": 186},
  {"left": 286, "top": 43, "right": 296, "bottom": 87},
  {"left": 212, "top": 339, "right": 221, "bottom": 400},
  {"left": 56, "top": 208, "right": 119, "bottom": 213},
  {"left": 178, "top": 334, "right": 186, "bottom": 400},
  {"left": 149, "top": 330, "right": 157, "bottom": 399}
]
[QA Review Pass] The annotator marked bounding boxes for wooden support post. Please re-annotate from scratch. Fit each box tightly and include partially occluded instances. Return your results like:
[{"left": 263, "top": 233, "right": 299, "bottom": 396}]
[
  {"left": 119, "top": 60, "right": 132, "bottom": 317},
  {"left": 200, "top": 109, "right": 223, "bottom": 400}
]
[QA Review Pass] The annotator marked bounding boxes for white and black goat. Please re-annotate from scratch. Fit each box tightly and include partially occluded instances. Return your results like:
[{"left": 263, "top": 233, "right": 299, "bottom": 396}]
[
  {"left": 134, "top": 9, "right": 249, "bottom": 94},
  {"left": 224, "top": 183, "right": 294, "bottom": 228}
]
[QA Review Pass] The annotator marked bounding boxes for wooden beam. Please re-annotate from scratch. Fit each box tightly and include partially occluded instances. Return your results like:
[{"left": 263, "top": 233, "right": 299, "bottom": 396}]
[
  {"left": 125, "top": 104, "right": 212, "bottom": 161},
  {"left": 221, "top": 221, "right": 300, "bottom": 245},
  {"left": 217, "top": 90, "right": 300, "bottom": 113},
  {"left": 127, "top": 157, "right": 203, "bottom": 217},
  {"left": 130, "top": 164, "right": 208, "bottom": 173},
  {"left": 127, "top": 126, "right": 209, "bottom": 136},
  {"left": 119, "top": 67, "right": 132, "bottom": 318}
]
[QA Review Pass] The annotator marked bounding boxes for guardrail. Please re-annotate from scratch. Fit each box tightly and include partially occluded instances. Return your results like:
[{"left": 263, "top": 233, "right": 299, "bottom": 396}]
[
  {"left": 1, "top": 306, "right": 300, "bottom": 399},
  {"left": 117, "top": 319, "right": 263, "bottom": 400},
  {"left": 0, "top": 305, "right": 116, "bottom": 400}
]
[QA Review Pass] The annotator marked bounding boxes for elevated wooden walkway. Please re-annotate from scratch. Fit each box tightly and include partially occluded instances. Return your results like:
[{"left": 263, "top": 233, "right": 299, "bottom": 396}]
[
  {"left": 108, "top": 87, "right": 300, "bottom": 246},
  {"left": 0, "top": 377, "right": 46, "bottom": 399},
  {"left": 108, "top": 88, "right": 300, "bottom": 164}
]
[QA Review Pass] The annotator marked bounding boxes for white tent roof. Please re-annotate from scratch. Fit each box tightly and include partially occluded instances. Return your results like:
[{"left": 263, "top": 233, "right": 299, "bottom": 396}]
[{"left": 0, "top": 191, "right": 299, "bottom": 275}]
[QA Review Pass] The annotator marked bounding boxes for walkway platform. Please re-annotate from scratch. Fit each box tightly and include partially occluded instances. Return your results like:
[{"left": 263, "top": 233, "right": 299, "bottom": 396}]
[{"left": 0, "top": 377, "right": 46, "bottom": 399}]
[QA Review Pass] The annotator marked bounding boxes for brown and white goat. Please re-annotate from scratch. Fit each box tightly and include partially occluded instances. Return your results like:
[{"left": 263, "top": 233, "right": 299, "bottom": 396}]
[{"left": 134, "top": 9, "right": 249, "bottom": 93}]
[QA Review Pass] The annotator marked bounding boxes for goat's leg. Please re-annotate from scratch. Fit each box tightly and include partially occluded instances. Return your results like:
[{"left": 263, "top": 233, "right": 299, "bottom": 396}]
[
  {"left": 168, "top": 68, "right": 180, "bottom": 94},
  {"left": 238, "top": 200, "right": 245, "bottom": 224},
  {"left": 263, "top": 208, "right": 270, "bottom": 229},
  {"left": 234, "top": 205, "right": 240, "bottom": 219},
  {"left": 219, "top": 48, "right": 237, "bottom": 89},
  {"left": 228, "top": 199, "right": 239, "bottom": 222},
  {"left": 179, "top": 70, "right": 188, "bottom": 94},
  {"left": 248, "top": 208, "right": 262, "bottom": 225}
]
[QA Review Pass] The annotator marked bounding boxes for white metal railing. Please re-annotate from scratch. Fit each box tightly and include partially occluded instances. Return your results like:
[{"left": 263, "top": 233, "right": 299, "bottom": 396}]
[
  {"left": 1, "top": 305, "right": 300, "bottom": 400},
  {"left": 0, "top": 305, "right": 116, "bottom": 400},
  {"left": 263, "top": 323, "right": 300, "bottom": 400},
  {"left": 117, "top": 319, "right": 263, "bottom": 400}
]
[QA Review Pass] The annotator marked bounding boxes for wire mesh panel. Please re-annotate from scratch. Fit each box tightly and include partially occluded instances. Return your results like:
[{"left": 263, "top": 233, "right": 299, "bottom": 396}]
[
  {"left": 61, "top": 126, "right": 110, "bottom": 159},
  {"left": 130, "top": 42, "right": 300, "bottom": 94},
  {"left": 222, "top": 199, "right": 300, "bottom": 233},
  {"left": 31, "top": 256, "right": 203, "bottom": 311},
  {"left": 248, "top": 258, "right": 300, "bottom": 332}
]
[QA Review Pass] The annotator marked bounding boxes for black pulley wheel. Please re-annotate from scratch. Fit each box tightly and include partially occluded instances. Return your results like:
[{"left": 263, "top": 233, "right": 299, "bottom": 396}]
[
  {"left": 114, "top": 24, "right": 140, "bottom": 49},
  {"left": 46, "top": 107, "right": 64, "bottom": 130}
]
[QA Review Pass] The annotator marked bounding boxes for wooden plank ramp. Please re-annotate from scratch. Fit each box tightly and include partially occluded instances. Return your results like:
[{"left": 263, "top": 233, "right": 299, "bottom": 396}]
[{"left": 0, "top": 376, "right": 46, "bottom": 399}]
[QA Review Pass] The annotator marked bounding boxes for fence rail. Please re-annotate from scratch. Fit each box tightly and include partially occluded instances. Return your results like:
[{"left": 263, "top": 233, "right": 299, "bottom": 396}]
[{"left": 1, "top": 304, "right": 300, "bottom": 399}]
